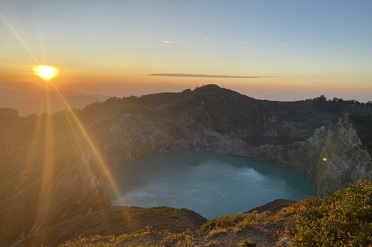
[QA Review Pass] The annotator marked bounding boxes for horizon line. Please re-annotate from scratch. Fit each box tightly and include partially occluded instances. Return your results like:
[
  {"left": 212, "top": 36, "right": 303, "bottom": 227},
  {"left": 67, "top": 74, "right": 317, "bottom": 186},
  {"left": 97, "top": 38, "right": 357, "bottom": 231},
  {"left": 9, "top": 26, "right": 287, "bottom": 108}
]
[{"left": 148, "top": 73, "right": 276, "bottom": 79}]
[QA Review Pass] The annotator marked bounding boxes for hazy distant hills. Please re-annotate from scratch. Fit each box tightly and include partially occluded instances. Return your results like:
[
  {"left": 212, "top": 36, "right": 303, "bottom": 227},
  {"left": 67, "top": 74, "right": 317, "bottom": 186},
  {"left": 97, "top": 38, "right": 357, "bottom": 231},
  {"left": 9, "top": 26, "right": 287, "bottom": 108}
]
[{"left": 0, "top": 88, "right": 109, "bottom": 116}]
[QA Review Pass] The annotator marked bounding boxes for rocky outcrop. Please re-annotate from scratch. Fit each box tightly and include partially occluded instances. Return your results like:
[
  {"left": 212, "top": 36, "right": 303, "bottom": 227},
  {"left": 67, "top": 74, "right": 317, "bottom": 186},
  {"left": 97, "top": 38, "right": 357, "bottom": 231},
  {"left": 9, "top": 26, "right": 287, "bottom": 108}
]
[
  {"left": 287, "top": 114, "right": 372, "bottom": 195},
  {"left": 249, "top": 114, "right": 372, "bottom": 196}
]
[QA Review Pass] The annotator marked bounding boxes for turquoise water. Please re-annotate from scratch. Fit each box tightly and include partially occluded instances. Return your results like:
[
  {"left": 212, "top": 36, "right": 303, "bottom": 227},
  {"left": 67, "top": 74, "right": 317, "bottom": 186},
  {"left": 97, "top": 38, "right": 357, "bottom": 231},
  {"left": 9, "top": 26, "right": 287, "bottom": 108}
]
[
  {"left": 103, "top": 150, "right": 315, "bottom": 219},
  {"left": 245, "top": 136, "right": 302, "bottom": 146}
]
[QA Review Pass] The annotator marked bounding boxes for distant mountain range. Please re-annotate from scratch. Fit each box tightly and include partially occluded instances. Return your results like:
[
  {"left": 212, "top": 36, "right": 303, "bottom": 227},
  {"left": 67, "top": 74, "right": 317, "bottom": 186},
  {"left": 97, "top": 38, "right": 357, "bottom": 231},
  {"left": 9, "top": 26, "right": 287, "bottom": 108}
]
[{"left": 0, "top": 88, "right": 109, "bottom": 116}]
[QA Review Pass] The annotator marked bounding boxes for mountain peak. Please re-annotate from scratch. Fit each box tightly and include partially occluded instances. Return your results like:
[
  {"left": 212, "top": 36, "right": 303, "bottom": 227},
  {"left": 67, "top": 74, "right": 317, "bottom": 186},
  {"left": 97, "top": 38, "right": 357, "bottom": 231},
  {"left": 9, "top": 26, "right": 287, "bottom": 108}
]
[{"left": 193, "top": 84, "right": 221, "bottom": 93}]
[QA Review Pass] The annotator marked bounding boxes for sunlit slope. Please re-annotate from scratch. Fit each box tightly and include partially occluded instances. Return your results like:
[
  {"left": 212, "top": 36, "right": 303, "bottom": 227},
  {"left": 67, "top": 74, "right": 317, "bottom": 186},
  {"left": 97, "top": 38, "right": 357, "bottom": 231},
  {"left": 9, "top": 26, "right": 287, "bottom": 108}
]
[{"left": 0, "top": 110, "right": 108, "bottom": 246}]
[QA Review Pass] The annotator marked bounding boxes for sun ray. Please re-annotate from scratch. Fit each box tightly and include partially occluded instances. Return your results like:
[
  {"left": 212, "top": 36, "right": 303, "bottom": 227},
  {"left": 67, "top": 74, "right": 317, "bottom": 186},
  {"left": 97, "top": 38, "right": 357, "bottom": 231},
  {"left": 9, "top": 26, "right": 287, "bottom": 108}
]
[
  {"left": 51, "top": 84, "right": 124, "bottom": 204},
  {"left": 0, "top": 106, "right": 48, "bottom": 239},
  {"left": 0, "top": 12, "right": 39, "bottom": 63},
  {"left": 30, "top": 86, "right": 57, "bottom": 235}
]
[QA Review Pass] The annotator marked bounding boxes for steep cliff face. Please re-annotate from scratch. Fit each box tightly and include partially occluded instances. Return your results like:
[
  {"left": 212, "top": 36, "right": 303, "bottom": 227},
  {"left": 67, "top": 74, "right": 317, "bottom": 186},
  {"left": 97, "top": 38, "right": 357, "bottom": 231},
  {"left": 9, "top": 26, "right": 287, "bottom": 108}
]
[
  {"left": 286, "top": 114, "right": 372, "bottom": 195},
  {"left": 83, "top": 106, "right": 252, "bottom": 170},
  {"left": 249, "top": 114, "right": 372, "bottom": 196}
]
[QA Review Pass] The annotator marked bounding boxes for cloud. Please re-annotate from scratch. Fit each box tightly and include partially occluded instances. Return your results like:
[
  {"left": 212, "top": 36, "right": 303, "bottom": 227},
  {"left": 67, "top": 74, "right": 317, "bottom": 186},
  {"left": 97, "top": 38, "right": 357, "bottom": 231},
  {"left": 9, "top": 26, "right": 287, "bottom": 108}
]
[
  {"left": 148, "top": 73, "right": 275, "bottom": 79},
  {"left": 279, "top": 43, "right": 288, "bottom": 46},
  {"left": 162, "top": 39, "right": 183, "bottom": 44},
  {"left": 235, "top": 39, "right": 248, "bottom": 45},
  {"left": 325, "top": 47, "right": 343, "bottom": 53}
]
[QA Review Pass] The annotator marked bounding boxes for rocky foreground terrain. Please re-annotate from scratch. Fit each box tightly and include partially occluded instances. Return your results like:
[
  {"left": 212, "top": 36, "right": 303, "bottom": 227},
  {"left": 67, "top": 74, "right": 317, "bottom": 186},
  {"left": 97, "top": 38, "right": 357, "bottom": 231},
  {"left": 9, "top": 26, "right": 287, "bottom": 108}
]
[{"left": 0, "top": 84, "right": 371, "bottom": 246}]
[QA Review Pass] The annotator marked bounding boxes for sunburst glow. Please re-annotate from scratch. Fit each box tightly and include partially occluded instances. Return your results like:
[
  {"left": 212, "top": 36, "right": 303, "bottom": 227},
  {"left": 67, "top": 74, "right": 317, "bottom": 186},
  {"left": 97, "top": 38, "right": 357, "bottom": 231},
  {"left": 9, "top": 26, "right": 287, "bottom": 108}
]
[{"left": 33, "top": 65, "right": 58, "bottom": 80}]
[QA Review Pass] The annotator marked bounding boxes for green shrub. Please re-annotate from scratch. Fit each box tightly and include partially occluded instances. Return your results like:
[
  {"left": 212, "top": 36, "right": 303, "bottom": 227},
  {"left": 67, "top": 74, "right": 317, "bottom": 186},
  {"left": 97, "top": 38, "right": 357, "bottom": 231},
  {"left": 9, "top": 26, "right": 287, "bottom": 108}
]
[
  {"left": 289, "top": 179, "right": 372, "bottom": 246},
  {"left": 200, "top": 210, "right": 280, "bottom": 232},
  {"left": 200, "top": 213, "right": 246, "bottom": 231},
  {"left": 161, "top": 228, "right": 194, "bottom": 246}
]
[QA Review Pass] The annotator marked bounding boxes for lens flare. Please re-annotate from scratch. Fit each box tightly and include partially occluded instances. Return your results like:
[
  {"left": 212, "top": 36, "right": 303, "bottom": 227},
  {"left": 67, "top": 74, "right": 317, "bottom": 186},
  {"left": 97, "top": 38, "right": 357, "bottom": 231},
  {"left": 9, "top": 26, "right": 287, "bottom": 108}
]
[{"left": 34, "top": 65, "right": 58, "bottom": 80}]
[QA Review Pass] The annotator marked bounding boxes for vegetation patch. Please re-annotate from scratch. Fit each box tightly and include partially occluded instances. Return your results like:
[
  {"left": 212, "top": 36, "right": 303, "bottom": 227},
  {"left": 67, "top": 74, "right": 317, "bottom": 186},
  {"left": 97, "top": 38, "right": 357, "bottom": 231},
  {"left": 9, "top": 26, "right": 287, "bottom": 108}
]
[
  {"left": 60, "top": 226, "right": 163, "bottom": 247},
  {"left": 200, "top": 208, "right": 292, "bottom": 232},
  {"left": 288, "top": 179, "right": 372, "bottom": 246},
  {"left": 161, "top": 228, "right": 194, "bottom": 246}
]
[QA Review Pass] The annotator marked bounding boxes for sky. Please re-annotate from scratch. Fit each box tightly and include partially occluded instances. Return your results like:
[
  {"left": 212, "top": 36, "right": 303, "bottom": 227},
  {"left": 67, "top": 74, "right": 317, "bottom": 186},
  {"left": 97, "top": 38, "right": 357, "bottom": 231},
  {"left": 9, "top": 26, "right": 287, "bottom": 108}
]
[{"left": 1, "top": 0, "right": 372, "bottom": 101}]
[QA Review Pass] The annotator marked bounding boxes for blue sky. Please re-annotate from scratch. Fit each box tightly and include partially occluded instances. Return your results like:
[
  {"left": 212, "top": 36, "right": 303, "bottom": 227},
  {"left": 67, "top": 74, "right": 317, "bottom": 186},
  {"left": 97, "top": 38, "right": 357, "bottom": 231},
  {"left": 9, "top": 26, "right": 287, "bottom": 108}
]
[{"left": 1, "top": 0, "right": 371, "bottom": 101}]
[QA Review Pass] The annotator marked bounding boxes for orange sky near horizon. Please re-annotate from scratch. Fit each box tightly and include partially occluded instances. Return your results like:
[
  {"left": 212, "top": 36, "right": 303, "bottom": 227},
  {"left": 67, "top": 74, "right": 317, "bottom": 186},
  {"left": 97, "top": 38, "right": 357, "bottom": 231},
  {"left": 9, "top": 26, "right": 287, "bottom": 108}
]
[
  {"left": 1, "top": 64, "right": 372, "bottom": 102},
  {"left": 1, "top": 1, "right": 371, "bottom": 102}
]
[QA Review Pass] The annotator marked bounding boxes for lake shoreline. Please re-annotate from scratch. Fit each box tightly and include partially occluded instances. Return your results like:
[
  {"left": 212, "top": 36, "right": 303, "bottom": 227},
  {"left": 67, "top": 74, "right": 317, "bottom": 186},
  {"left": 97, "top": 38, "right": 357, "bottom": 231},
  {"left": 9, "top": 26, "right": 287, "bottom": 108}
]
[{"left": 103, "top": 149, "right": 315, "bottom": 219}]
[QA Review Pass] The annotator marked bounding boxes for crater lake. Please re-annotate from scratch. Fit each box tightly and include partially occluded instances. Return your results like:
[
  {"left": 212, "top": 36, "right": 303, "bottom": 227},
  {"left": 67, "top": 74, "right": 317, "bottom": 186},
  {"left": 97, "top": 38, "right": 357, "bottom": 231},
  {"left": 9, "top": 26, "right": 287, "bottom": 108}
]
[{"left": 103, "top": 150, "right": 315, "bottom": 219}]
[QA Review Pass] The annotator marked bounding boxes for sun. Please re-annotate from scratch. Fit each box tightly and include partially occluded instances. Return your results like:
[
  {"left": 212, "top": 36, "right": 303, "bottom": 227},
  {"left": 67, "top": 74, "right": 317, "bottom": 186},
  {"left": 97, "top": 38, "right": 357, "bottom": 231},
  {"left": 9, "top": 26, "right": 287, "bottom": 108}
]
[{"left": 33, "top": 65, "right": 58, "bottom": 81}]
